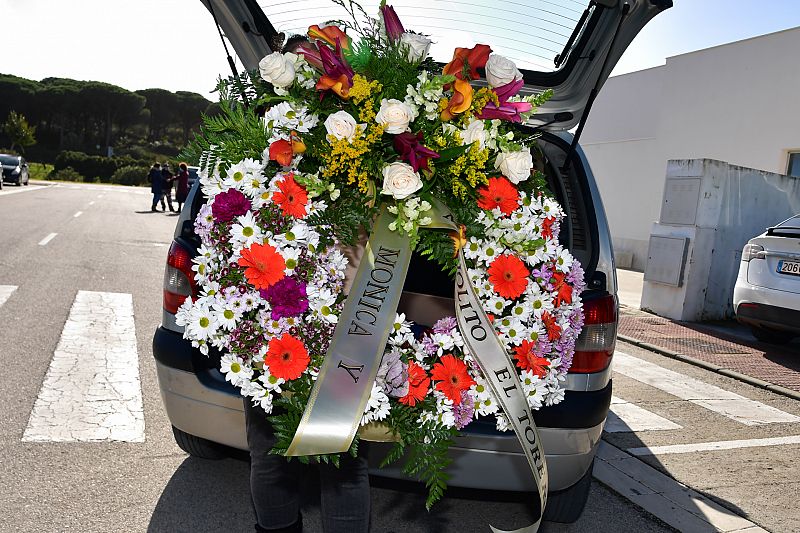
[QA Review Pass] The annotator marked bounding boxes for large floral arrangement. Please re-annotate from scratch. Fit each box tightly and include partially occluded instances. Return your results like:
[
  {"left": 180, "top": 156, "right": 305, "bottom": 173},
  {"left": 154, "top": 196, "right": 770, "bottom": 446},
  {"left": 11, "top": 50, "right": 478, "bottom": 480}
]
[{"left": 177, "top": 0, "right": 585, "bottom": 507}]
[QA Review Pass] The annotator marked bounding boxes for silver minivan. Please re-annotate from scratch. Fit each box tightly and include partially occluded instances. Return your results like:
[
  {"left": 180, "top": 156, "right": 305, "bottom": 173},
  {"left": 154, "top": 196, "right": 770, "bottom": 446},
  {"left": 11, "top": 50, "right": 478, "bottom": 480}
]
[{"left": 153, "top": 0, "right": 671, "bottom": 523}]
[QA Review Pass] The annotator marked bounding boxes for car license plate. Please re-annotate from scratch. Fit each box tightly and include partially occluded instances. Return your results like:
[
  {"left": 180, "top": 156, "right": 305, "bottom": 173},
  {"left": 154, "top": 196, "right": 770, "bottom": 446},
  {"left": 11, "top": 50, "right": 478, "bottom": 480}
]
[{"left": 777, "top": 260, "right": 800, "bottom": 276}]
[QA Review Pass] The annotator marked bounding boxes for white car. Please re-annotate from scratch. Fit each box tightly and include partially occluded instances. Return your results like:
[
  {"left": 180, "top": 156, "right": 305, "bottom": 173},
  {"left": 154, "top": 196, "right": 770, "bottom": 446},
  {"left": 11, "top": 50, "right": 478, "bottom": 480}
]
[{"left": 734, "top": 214, "right": 800, "bottom": 344}]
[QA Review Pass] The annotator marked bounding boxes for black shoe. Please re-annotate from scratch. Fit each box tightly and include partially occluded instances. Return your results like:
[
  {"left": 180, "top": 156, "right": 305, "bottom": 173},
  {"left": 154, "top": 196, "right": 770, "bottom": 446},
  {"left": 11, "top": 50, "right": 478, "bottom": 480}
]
[{"left": 254, "top": 514, "right": 302, "bottom": 533}]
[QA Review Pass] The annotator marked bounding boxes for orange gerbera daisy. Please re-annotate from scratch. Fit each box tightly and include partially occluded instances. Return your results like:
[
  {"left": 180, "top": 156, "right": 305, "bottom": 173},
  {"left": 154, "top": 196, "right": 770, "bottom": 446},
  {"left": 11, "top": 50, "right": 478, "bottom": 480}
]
[
  {"left": 399, "top": 362, "right": 431, "bottom": 407},
  {"left": 542, "top": 311, "right": 562, "bottom": 342},
  {"left": 264, "top": 334, "right": 310, "bottom": 380},
  {"left": 477, "top": 176, "right": 519, "bottom": 215},
  {"left": 238, "top": 243, "right": 286, "bottom": 290},
  {"left": 487, "top": 254, "right": 529, "bottom": 299},
  {"left": 513, "top": 340, "right": 550, "bottom": 378},
  {"left": 273, "top": 174, "right": 309, "bottom": 219},
  {"left": 430, "top": 354, "right": 475, "bottom": 405}
]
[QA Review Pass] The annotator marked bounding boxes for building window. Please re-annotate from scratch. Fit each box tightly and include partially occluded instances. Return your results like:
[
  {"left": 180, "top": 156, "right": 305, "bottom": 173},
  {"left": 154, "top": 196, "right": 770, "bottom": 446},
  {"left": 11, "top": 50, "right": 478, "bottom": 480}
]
[{"left": 788, "top": 152, "right": 800, "bottom": 177}]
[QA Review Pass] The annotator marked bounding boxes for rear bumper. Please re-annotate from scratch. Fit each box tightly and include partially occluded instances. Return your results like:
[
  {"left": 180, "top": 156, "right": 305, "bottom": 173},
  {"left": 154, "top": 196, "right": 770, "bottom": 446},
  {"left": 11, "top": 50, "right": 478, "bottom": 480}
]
[
  {"left": 734, "top": 281, "right": 800, "bottom": 334},
  {"left": 153, "top": 326, "right": 610, "bottom": 492}
]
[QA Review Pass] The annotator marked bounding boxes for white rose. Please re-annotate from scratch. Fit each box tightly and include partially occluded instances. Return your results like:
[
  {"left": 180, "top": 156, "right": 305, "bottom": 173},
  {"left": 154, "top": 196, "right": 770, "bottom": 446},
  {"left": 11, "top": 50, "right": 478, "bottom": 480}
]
[
  {"left": 258, "top": 52, "right": 296, "bottom": 88},
  {"left": 381, "top": 162, "right": 423, "bottom": 200},
  {"left": 324, "top": 111, "right": 361, "bottom": 142},
  {"left": 375, "top": 99, "right": 418, "bottom": 134},
  {"left": 495, "top": 149, "right": 533, "bottom": 184},
  {"left": 485, "top": 54, "right": 522, "bottom": 88},
  {"left": 461, "top": 119, "right": 487, "bottom": 149},
  {"left": 399, "top": 33, "right": 432, "bottom": 62}
]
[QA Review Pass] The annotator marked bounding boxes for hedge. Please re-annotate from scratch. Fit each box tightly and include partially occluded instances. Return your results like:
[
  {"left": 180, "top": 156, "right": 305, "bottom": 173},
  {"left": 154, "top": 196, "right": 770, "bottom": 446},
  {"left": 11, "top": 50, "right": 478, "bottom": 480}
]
[
  {"left": 53, "top": 151, "right": 151, "bottom": 182},
  {"left": 111, "top": 165, "right": 152, "bottom": 187}
]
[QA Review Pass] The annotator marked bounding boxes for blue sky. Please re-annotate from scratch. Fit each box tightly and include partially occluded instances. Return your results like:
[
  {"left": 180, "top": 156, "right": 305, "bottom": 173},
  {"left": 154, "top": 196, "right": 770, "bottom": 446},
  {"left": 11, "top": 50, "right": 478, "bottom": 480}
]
[{"left": 1, "top": 1, "right": 799, "bottom": 98}]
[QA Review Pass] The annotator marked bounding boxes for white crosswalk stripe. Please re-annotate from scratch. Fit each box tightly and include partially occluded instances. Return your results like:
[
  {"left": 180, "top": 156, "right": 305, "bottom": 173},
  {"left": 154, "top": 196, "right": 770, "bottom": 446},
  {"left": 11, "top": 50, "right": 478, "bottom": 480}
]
[
  {"left": 606, "top": 396, "right": 682, "bottom": 433},
  {"left": 0, "top": 285, "right": 17, "bottom": 308},
  {"left": 22, "top": 291, "right": 144, "bottom": 443},
  {"left": 613, "top": 351, "right": 800, "bottom": 426}
]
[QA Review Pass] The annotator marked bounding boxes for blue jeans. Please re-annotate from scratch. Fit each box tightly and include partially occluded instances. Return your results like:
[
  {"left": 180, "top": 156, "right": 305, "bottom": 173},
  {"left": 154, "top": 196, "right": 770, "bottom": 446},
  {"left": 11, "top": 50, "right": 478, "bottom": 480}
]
[{"left": 244, "top": 400, "right": 371, "bottom": 532}]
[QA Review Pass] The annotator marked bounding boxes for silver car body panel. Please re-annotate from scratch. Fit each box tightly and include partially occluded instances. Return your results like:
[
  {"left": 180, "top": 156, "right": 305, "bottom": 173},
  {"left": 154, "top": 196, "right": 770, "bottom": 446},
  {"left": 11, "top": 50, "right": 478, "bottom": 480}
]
[{"left": 156, "top": 361, "right": 602, "bottom": 491}]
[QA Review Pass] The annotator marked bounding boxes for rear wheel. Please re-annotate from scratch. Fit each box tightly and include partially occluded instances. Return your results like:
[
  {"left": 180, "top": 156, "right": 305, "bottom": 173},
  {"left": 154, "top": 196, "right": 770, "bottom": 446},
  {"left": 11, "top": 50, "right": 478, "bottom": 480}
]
[
  {"left": 171, "top": 425, "right": 227, "bottom": 459},
  {"left": 750, "top": 326, "right": 794, "bottom": 345},
  {"left": 542, "top": 459, "right": 594, "bottom": 523}
]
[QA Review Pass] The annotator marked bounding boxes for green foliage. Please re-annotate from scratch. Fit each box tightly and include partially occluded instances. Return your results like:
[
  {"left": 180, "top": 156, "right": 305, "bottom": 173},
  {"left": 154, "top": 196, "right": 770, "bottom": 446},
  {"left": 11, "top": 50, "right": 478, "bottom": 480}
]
[
  {"left": 111, "top": 165, "right": 151, "bottom": 186},
  {"left": 3, "top": 111, "right": 36, "bottom": 152},
  {"left": 49, "top": 166, "right": 83, "bottom": 182},
  {"left": 27, "top": 162, "right": 53, "bottom": 181},
  {"left": 54, "top": 150, "right": 150, "bottom": 182}
]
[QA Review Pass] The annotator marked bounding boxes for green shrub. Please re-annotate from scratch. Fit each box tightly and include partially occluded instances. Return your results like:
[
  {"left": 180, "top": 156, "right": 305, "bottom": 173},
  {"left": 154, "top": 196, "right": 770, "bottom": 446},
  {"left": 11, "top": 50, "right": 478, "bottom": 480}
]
[
  {"left": 54, "top": 150, "right": 150, "bottom": 181},
  {"left": 27, "top": 162, "right": 53, "bottom": 181},
  {"left": 111, "top": 165, "right": 151, "bottom": 186},
  {"left": 49, "top": 166, "right": 83, "bottom": 182}
]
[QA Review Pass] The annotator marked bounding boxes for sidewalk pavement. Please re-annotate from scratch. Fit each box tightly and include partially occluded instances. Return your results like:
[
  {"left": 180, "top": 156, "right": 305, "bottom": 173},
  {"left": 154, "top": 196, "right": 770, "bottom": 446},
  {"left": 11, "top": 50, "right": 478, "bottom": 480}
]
[{"left": 615, "top": 269, "right": 800, "bottom": 398}]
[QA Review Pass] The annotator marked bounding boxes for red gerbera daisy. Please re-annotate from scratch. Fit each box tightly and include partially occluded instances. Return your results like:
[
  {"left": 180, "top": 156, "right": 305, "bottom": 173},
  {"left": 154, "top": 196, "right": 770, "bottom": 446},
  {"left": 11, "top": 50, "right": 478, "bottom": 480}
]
[
  {"left": 238, "top": 243, "right": 286, "bottom": 290},
  {"left": 550, "top": 271, "right": 573, "bottom": 307},
  {"left": 399, "top": 362, "right": 431, "bottom": 407},
  {"left": 430, "top": 354, "right": 476, "bottom": 405},
  {"left": 542, "top": 311, "right": 562, "bottom": 342},
  {"left": 273, "top": 174, "right": 309, "bottom": 219},
  {"left": 477, "top": 176, "right": 519, "bottom": 215},
  {"left": 487, "top": 254, "right": 529, "bottom": 299},
  {"left": 264, "top": 334, "right": 310, "bottom": 380},
  {"left": 513, "top": 340, "right": 550, "bottom": 378}
]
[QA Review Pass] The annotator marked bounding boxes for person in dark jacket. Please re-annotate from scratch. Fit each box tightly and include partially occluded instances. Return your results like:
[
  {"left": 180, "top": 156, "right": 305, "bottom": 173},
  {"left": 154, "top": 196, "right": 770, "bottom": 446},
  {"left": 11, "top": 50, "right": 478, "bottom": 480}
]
[
  {"left": 161, "top": 162, "right": 176, "bottom": 212},
  {"left": 149, "top": 163, "right": 164, "bottom": 211},
  {"left": 176, "top": 162, "right": 190, "bottom": 212}
]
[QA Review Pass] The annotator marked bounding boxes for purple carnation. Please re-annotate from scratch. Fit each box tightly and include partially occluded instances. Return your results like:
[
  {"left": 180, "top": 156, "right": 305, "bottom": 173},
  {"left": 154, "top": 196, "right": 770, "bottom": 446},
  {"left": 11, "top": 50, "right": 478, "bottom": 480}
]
[
  {"left": 260, "top": 276, "right": 309, "bottom": 320},
  {"left": 532, "top": 264, "right": 553, "bottom": 286},
  {"left": 212, "top": 189, "right": 251, "bottom": 223},
  {"left": 567, "top": 262, "right": 586, "bottom": 294},
  {"left": 432, "top": 316, "right": 457, "bottom": 335},
  {"left": 453, "top": 390, "right": 475, "bottom": 430}
]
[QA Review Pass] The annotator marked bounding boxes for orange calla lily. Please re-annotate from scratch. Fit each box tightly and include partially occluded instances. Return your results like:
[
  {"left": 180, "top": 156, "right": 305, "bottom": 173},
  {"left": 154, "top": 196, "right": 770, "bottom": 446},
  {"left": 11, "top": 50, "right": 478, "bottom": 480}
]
[
  {"left": 316, "top": 73, "right": 351, "bottom": 99},
  {"left": 443, "top": 44, "right": 492, "bottom": 81},
  {"left": 440, "top": 78, "right": 473, "bottom": 121},
  {"left": 307, "top": 24, "right": 351, "bottom": 51},
  {"left": 269, "top": 139, "right": 294, "bottom": 167},
  {"left": 290, "top": 131, "right": 306, "bottom": 155}
]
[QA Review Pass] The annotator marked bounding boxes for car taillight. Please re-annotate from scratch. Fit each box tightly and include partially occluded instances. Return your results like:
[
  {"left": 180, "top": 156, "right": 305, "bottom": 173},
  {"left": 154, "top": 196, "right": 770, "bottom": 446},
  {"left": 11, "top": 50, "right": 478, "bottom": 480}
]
[
  {"left": 569, "top": 294, "right": 617, "bottom": 374},
  {"left": 742, "top": 243, "right": 765, "bottom": 262},
  {"left": 163, "top": 240, "right": 196, "bottom": 314}
]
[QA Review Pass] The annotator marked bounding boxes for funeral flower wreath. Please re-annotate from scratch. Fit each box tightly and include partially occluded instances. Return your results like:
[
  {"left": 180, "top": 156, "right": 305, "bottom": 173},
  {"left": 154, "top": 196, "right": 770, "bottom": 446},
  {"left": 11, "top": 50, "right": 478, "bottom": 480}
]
[{"left": 177, "top": 0, "right": 586, "bottom": 508}]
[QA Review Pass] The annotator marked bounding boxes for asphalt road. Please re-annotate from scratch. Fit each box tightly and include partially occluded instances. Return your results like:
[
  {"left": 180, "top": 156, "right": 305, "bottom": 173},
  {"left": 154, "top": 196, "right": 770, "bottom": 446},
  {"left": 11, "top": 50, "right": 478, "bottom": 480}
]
[{"left": 2, "top": 181, "right": 797, "bottom": 532}]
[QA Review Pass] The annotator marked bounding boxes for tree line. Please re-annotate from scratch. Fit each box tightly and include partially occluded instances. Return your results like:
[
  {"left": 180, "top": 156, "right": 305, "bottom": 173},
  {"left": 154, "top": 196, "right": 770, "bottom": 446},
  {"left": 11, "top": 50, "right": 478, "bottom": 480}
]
[{"left": 0, "top": 73, "right": 216, "bottom": 163}]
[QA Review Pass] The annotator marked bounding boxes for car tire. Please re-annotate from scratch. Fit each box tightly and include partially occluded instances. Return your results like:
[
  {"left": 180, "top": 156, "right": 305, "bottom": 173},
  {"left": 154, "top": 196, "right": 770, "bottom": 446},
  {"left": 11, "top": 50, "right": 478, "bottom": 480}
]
[
  {"left": 750, "top": 326, "right": 794, "bottom": 345},
  {"left": 172, "top": 425, "right": 227, "bottom": 459},
  {"left": 15, "top": 180, "right": 21, "bottom": 186},
  {"left": 542, "top": 458, "right": 594, "bottom": 523}
]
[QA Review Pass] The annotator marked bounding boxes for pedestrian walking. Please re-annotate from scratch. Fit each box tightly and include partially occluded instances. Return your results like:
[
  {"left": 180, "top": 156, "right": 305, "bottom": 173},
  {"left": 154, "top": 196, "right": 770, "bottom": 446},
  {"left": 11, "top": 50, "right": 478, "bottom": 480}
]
[
  {"left": 161, "top": 162, "right": 176, "bottom": 212},
  {"left": 176, "top": 162, "right": 190, "bottom": 212},
  {"left": 149, "top": 163, "right": 164, "bottom": 212}
]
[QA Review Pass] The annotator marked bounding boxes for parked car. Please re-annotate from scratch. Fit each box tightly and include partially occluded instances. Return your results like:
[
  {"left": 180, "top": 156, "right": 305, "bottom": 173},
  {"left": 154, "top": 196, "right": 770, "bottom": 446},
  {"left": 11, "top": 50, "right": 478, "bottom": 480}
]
[
  {"left": 0, "top": 154, "right": 30, "bottom": 186},
  {"left": 734, "top": 215, "right": 800, "bottom": 344},
  {"left": 153, "top": 0, "right": 671, "bottom": 523}
]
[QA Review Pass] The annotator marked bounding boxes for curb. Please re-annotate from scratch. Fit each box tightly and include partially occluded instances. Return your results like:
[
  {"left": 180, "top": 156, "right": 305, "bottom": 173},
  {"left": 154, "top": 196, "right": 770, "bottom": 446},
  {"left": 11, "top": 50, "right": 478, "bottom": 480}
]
[{"left": 617, "top": 334, "right": 800, "bottom": 402}]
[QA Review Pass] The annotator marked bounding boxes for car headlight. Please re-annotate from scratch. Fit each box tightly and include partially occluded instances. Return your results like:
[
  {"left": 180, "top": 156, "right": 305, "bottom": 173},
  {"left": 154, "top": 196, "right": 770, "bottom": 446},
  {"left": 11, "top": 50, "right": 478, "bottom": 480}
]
[
  {"left": 11, "top": 166, "right": 20, "bottom": 175},
  {"left": 742, "top": 243, "right": 765, "bottom": 261}
]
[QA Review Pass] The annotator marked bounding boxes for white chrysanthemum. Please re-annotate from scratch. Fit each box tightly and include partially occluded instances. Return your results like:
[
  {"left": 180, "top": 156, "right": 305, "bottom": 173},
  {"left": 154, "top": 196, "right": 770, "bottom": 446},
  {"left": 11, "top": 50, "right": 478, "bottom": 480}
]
[
  {"left": 361, "top": 384, "right": 391, "bottom": 425},
  {"left": 230, "top": 211, "right": 263, "bottom": 247},
  {"left": 185, "top": 302, "right": 218, "bottom": 341},
  {"left": 258, "top": 372, "right": 286, "bottom": 393},
  {"left": 212, "top": 301, "right": 240, "bottom": 331},
  {"left": 220, "top": 354, "right": 253, "bottom": 386},
  {"left": 264, "top": 101, "right": 319, "bottom": 137},
  {"left": 308, "top": 286, "right": 339, "bottom": 324}
]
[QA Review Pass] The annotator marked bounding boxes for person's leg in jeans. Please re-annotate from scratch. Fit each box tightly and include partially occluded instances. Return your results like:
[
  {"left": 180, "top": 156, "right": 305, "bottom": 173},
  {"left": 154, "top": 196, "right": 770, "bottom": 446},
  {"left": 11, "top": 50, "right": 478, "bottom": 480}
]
[
  {"left": 318, "top": 442, "right": 371, "bottom": 533},
  {"left": 151, "top": 192, "right": 162, "bottom": 211},
  {"left": 244, "top": 400, "right": 303, "bottom": 532}
]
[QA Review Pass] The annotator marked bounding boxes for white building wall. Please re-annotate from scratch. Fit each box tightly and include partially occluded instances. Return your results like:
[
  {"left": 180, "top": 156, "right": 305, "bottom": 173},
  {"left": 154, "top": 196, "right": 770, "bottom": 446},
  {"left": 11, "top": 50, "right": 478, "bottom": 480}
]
[{"left": 581, "top": 27, "right": 800, "bottom": 271}]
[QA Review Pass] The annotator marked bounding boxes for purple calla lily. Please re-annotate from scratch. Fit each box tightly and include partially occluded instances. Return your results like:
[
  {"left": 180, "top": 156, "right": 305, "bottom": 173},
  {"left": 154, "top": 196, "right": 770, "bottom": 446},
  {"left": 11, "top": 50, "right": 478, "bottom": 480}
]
[{"left": 477, "top": 78, "right": 532, "bottom": 123}]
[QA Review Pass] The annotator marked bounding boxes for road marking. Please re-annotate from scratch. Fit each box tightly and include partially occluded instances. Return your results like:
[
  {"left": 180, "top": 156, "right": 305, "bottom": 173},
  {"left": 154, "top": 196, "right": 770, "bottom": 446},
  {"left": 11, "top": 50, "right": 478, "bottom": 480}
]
[
  {"left": 73, "top": 211, "right": 83, "bottom": 218},
  {"left": 627, "top": 435, "right": 800, "bottom": 456},
  {"left": 613, "top": 352, "right": 800, "bottom": 425},
  {"left": 595, "top": 441, "right": 763, "bottom": 533},
  {"left": 0, "top": 185, "right": 48, "bottom": 196},
  {"left": 88, "top": 200, "right": 95, "bottom": 206},
  {"left": 97, "top": 194, "right": 103, "bottom": 198},
  {"left": 0, "top": 285, "right": 17, "bottom": 307},
  {"left": 38, "top": 233, "right": 58, "bottom": 246},
  {"left": 606, "top": 396, "right": 682, "bottom": 432},
  {"left": 22, "top": 291, "right": 144, "bottom": 442}
]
